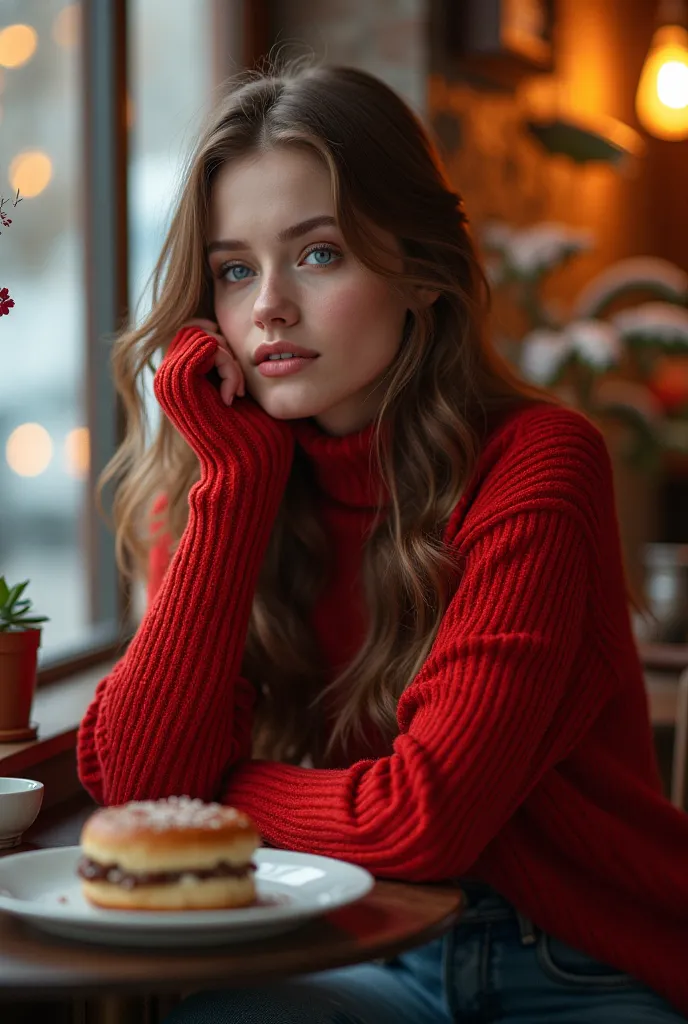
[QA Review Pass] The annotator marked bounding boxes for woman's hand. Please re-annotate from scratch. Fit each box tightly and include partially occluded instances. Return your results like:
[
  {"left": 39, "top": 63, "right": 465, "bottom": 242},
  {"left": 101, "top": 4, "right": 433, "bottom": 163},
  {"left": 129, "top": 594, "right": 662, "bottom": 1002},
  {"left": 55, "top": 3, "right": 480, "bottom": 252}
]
[
  {"left": 184, "top": 318, "right": 245, "bottom": 406},
  {"left": 153, "top": 320, "right": 293, "bottom": 473}
]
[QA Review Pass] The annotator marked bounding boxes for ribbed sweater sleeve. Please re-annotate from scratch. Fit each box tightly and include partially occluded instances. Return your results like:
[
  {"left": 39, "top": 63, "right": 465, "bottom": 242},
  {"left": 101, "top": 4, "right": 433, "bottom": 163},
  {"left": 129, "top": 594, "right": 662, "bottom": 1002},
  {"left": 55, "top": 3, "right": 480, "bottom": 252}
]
[
  {"left": 77, "top": 327, "right": 294, "bottom": 806},
  {"left": 221, "top": 505, "right": 599, "bottom": 880}
]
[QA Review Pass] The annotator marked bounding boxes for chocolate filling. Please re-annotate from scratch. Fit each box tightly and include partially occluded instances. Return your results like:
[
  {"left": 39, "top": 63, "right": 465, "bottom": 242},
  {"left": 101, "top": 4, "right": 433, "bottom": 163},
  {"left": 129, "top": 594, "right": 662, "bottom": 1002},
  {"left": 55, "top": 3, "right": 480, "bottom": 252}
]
[{"left": 77, "top": 856, "right": 256, "bottom": 890}]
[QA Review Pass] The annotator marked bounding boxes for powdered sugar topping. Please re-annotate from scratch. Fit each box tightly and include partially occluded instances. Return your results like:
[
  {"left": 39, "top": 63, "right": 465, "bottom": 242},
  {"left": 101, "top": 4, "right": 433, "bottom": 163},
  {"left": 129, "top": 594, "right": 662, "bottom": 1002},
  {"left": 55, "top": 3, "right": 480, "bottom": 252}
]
[{"left": 101, "top": 796, "right": 251, "bottom": 832}]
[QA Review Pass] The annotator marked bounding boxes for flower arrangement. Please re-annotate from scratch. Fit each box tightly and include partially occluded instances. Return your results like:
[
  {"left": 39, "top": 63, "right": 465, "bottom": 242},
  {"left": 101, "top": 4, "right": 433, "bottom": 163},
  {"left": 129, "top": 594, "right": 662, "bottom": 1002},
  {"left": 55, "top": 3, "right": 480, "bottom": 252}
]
[
  {"left": 0, "top": 189, "right": 22, "bottom": 318},
  {"left": 483, "top": 221, "right": 688, "bottom": 467}
]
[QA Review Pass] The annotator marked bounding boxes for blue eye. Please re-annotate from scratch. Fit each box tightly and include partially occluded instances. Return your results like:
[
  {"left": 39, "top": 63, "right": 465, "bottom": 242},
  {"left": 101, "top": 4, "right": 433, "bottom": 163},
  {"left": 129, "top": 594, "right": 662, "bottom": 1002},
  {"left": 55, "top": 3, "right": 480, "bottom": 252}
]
[
  {"left": 216, "top": 246, "right": 341, "bottom": 283},
  {"left": 221, "top": 263, "right": 254, "bottom": 283},
  {"left": 303, "top": 246, "right": 341, "bottom": 266}
]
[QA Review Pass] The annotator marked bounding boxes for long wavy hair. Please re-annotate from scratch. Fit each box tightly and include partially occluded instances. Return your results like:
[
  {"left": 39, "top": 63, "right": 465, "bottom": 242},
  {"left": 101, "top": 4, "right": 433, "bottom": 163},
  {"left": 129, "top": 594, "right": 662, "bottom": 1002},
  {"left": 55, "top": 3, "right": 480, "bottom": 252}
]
[{"left": 98, "top": 59, "right": 554, "bottom": 769}]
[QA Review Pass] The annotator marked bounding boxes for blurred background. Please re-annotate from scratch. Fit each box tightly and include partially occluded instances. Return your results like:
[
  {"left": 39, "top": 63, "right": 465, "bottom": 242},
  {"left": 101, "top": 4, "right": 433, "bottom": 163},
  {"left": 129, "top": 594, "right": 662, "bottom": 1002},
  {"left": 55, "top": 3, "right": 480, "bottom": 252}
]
[
  {"left": 1, "top": 0, "right": 687, "bottom": 738},
  {"left": 0, "top": 0, "right": 236, "bottom": 663}
]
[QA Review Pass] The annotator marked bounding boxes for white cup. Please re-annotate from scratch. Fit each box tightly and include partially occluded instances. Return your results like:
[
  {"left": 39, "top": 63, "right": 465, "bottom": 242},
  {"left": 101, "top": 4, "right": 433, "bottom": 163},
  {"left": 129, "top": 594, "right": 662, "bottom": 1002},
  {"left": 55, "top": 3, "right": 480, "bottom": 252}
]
[{"left": 0, "top": 778, "right": 44, "bottom": 849}]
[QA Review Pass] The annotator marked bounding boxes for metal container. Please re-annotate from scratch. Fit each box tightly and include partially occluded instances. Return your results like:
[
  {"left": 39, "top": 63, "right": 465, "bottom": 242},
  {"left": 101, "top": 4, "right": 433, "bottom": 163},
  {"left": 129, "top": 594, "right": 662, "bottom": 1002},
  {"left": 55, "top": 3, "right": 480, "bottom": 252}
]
[{"left": 643, "top": 544, "right": 688, "bottom": 644}]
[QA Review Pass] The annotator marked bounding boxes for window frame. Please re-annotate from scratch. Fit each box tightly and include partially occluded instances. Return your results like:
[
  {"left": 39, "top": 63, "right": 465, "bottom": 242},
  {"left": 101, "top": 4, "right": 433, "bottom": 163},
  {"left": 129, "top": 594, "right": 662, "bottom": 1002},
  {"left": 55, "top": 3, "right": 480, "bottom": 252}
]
[{"left": 37, "top": 0, "right": 258, "bottom": 685}]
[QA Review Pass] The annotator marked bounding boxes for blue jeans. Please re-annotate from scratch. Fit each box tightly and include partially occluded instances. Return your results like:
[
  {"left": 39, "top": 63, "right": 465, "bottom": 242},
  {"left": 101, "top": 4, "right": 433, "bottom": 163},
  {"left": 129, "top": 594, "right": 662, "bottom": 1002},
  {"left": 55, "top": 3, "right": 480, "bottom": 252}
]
[{"left": 164, "top": 881, "right": 686, "bottom": 1022}]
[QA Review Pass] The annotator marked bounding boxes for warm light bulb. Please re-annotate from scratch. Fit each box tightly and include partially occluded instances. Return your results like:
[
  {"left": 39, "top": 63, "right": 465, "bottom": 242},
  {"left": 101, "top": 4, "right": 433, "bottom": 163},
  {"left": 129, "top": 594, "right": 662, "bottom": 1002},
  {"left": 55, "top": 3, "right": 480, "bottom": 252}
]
[
  {"left": 657, "top": 59, "right": 688, "bottom": 106},
  {"left": 636, "top": 24, "right": 688, "bottom": 139}
]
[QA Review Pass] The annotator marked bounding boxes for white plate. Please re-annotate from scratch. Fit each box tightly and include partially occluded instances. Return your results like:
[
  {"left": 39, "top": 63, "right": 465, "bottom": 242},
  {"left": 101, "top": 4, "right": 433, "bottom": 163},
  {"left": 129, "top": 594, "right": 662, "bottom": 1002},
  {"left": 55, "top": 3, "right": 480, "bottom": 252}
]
[{"left": 0, "top": 846, "right": 374, "bottom": 948}]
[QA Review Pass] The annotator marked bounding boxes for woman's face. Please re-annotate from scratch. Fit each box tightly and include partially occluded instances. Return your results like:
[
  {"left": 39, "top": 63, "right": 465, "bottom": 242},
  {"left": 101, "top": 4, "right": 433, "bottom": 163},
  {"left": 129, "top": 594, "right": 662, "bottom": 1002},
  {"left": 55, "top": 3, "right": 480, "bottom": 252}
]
[{"left": 207, "top": 146, "right": 409, "bottom": 436}]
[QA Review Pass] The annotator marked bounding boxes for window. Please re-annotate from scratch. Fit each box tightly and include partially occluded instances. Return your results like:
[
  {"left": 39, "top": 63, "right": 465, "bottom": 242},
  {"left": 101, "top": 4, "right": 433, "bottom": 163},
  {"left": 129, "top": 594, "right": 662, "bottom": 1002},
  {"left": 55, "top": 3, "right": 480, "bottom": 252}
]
[
  {"left": 128, "top": 0, "right": 228, "bottom": 622},
  {"left": 0, "top": 1, "right": 88, "bottom": 660},
  {"left": 0, "top": 0, "right": 242, "bottom": 674}
]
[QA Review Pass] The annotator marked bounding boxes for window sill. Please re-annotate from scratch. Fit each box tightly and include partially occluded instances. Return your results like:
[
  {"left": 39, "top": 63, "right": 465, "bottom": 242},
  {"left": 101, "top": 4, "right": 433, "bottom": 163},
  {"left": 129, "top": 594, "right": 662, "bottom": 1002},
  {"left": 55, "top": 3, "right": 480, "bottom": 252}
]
[
  {"left": 2, "top": 648, "right": 683, "bottom": 781},
  {"left": 0, "top": 658, "right": 117, "bottom": 777}
]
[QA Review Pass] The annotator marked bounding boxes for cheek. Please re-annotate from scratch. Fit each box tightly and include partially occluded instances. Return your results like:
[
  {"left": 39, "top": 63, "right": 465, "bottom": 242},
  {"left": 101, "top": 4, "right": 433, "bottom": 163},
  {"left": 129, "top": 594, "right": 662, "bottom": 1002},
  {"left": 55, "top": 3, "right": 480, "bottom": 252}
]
[
  {"left": 318, "top": 279, "right": 405, "bottom": 339},
  {"left": 314, "top": 284, "right": 366, "bottom": 326},
  {"left": 213, "top": 292, "right": 251, "bottom": 356}
]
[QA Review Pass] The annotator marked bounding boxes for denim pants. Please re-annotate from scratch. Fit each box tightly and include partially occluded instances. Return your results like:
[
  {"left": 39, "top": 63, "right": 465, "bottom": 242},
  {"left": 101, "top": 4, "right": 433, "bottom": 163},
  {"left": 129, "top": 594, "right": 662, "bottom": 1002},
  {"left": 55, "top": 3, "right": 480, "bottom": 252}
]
[{"left": 163, "top": 881, "right": 686, "bottom": 1023}]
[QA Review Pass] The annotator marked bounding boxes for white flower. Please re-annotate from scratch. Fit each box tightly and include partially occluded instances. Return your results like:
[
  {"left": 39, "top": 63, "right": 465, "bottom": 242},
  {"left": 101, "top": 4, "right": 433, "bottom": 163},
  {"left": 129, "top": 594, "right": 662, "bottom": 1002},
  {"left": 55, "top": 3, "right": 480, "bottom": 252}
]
[
  {"left": 564, "top": 319, "right": 621, "bottom": 370},
  {"left": 520, "top": 328, "right": 572, "bottom": 384},
  {"left": 483, "top": 255, "right": 504, "bottom": 286},
  {"left": 482, "top": 220, "right": 513, "bottom": 251},
  {"left": 611, "top": 301, "right": 688, "bottom": 347},
  {"left": 505, "top": 222, "right": 594, "bottom": 278},
  {"left": 573, "top": 257, "right": 688, "bottom": 319}
]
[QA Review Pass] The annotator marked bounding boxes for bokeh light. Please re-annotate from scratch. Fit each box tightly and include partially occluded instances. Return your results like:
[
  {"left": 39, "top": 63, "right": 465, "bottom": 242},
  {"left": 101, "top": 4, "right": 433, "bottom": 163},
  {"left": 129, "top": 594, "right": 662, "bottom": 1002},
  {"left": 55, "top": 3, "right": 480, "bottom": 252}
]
[
  {"left": 8, "top": 151, "right": 52, "bottom": 198},
  {"left": 5, "top": 423, "right": 54, "bottom": 478},
  {"left": 0, "top": 24, "right": 38, "bottom": 69}
]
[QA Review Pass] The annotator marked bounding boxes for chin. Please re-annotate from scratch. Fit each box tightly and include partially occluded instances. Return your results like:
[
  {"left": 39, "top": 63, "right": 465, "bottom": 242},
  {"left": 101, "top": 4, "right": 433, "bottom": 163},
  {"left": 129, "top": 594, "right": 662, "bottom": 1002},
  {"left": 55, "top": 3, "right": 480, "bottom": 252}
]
[{"left": 249, "top": 386, "right": 329, "bottom": 422}]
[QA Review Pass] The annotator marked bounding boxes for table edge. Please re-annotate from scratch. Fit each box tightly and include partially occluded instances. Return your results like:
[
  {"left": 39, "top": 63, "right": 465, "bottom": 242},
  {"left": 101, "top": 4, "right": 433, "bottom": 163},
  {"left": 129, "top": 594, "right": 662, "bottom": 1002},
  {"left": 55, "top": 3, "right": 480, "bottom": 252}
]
[{"left": 0, "top": 892, "right": 464, "bottom": 1000}]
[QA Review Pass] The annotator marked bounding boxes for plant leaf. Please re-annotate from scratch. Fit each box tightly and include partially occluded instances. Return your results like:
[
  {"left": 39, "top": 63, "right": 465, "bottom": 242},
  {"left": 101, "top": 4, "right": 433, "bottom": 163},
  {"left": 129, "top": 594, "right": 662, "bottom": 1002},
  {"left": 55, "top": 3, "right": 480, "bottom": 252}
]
[
  {"left": 4, "top": 580, "right": 30, "bottom": 612},
  {"left": 572, "top": 257, "right": 688, "bottom": 320}
]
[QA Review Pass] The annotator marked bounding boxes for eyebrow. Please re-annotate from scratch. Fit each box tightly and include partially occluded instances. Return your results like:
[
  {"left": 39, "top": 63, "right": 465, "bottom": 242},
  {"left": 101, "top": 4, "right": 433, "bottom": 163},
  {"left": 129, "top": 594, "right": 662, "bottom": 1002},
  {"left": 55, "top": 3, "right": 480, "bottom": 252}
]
[{"left": 206, "top": 215, "right": 338, "bottom": 256}]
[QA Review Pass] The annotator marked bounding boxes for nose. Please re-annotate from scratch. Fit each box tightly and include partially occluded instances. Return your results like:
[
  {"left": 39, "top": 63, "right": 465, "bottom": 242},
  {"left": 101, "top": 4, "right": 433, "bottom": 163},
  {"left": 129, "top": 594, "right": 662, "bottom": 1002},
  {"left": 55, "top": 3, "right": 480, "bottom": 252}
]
[{"left": 253, "top": 273, "right": 300, "bottom": 331}]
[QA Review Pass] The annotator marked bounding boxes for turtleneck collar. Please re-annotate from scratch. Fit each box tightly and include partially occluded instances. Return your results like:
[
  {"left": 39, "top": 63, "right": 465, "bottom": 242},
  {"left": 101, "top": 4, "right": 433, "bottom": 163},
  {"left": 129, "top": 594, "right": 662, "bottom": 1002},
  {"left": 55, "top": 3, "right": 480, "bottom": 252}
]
[{"left": 292, "top": 417, "right": 389, "bottom": 510}]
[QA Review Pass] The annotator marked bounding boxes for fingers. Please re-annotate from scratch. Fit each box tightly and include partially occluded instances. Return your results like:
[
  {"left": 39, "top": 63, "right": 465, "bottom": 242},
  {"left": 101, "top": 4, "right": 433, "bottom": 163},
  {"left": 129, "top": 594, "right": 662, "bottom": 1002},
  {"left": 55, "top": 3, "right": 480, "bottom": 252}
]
[
  {"left": 215, "top": 352, "right": 241, "bottom": 406},
  {"left": 184, "top": 319, "right": 228, "bottom": 353},
  {"left": 182, "top": 320, "right": 246, "bottom": 404},
  {"left": 185, "top": 317, "right": 221, "bottom": 333},
  {"left": 213, "top": 344, "right": 246, "bottom": 404}
]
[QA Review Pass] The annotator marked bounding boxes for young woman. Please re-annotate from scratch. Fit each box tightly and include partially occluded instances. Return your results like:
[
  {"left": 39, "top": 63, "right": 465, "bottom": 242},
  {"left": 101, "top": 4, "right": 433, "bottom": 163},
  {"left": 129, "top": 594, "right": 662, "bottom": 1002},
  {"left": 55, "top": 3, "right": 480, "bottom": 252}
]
[{"left": 77, "top": 62, "right": 688, "bottom": 1022}]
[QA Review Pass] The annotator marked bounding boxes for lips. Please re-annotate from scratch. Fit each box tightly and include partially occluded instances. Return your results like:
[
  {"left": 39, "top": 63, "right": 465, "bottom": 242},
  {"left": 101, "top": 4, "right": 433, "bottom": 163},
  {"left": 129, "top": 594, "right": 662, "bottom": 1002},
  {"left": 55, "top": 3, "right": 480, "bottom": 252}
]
[{"left": 254, "top": 341, "right": 319, "bottom": 365}]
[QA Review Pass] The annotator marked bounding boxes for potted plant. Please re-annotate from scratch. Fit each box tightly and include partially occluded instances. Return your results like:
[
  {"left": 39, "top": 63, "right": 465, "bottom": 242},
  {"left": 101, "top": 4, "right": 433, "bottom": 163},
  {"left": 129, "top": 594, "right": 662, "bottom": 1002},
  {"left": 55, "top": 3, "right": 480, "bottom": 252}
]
[
  {"left": 482, "top": 221, "right": 688, "bottom": 600},
  {"left": 0, "top": 577, "right": 49, "bottom": 742},
  {"left": 482, "top": 222, "right": 688, "bottom": 467}
]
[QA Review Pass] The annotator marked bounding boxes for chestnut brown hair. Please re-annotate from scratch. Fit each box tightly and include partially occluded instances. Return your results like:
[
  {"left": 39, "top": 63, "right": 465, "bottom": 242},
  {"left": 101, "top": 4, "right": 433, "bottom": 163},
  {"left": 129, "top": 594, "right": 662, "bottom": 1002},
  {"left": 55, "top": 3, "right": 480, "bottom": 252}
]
[{"left": 98, "top": 58, "right": 551, "bottom": 768}]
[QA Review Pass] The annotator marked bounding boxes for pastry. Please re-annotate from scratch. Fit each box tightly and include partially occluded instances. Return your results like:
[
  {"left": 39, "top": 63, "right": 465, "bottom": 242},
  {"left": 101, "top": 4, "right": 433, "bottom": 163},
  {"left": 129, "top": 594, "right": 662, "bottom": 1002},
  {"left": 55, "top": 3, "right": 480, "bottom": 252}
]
[{"left": 77, "top": 796, "right": 260, "bottom": 910}]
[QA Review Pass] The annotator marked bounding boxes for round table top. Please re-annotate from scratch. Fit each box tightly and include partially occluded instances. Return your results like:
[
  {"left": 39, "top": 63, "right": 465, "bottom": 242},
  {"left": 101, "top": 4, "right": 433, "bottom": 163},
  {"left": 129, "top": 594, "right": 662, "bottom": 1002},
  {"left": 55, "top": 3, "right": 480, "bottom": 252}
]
[
  {"left": 0, "top": 875, "right": 463, "bottom": 998},
  {"left": 0, "top": 798, "right": 464, "bottom": 999}
]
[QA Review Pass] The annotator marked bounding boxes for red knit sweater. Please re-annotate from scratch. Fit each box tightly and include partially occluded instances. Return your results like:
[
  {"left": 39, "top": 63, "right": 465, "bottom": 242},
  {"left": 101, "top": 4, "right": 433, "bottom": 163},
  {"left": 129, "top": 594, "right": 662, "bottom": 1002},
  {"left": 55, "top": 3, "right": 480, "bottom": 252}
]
[{"left": 77, "top": 329, "right": 688, "bottom": 1014}]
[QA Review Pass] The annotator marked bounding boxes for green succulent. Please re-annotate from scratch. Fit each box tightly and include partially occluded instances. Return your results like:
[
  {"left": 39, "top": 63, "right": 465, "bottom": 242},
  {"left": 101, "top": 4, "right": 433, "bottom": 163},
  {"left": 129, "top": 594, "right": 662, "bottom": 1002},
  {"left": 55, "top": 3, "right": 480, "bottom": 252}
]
[{"left": 0, "top": 576, "right": 49, "bottom": 633}]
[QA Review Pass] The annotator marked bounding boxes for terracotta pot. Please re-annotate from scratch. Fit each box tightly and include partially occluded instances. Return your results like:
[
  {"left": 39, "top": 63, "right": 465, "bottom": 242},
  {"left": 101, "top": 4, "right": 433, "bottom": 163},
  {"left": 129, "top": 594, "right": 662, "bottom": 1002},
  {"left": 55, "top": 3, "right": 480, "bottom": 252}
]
[{"left": 0, "top": 628, "right": 41, "bottom": 740}]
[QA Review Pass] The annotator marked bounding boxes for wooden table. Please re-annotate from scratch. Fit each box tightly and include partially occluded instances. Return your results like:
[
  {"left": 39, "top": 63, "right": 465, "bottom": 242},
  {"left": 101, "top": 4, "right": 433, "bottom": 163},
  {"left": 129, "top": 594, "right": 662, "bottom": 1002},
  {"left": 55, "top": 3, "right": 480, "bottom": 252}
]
[{"left": 0, "top": 796, "right": 464, "bottom": 1023}]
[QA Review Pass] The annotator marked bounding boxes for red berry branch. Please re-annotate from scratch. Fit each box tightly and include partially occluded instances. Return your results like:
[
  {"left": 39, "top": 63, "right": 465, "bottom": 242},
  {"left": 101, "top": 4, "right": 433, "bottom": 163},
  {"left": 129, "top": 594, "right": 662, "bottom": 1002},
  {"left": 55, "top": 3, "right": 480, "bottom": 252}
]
[{"left": 0, "top": 189, "right": 23, "bottom": 318}]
